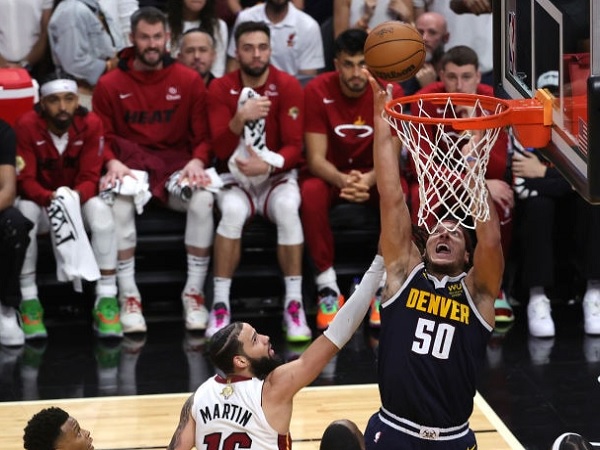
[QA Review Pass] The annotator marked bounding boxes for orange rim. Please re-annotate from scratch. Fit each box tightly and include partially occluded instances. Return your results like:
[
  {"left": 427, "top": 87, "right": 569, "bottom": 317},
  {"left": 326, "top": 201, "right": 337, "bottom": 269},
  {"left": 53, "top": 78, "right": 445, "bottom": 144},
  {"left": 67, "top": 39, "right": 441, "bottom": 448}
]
[{"left": 385, "top": 90, "right": 554, "bottom": 148}]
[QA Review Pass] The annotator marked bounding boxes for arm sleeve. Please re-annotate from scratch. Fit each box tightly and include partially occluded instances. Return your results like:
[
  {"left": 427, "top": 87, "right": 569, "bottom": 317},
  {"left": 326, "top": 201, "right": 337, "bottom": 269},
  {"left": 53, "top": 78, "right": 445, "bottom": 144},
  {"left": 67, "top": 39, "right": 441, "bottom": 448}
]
[
  {"left": 324, "top": 255, "right": 385, "bottom": 349},
  {"left": 189, "top": 77, "right": 213, "bottom": 164},
  {"left": 15, "top": 120, "right": 54, "bottom": 206},
  {"left": 274, "top": 77, "right": 304, "bottom": 171},
  {"left": 207, "top": 79, "right": 242, "bottom": 161},
  {"left": 73, "top": 113, "right": 104, "bottom": 203}
]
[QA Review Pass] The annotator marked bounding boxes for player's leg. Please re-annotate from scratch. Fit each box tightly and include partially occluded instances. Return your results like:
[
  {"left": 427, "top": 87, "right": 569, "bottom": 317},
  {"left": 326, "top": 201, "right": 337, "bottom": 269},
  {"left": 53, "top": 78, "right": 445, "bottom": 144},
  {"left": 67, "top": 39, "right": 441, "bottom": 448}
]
[
  {"left": 264, "top": 175, "right": 311, "bottom": 342},
  {"left": 16, "top": 199, "right": 48, "bottom": 340},
  {"left": 169, "top": 189, "right": 214, "bottom": 331},
  {"left": 0, "top": 206, "right": 32, "bottom": 346},
  {"left": 112, "top": 194, "right": 146, "bottom": 333},
  {"left": 83, "top": 196, "right": 122, "bottom": 338},
  {"left": 206, "top": 185, "right": 251, "bottom": 338},
  {"left": 300, "top": 177, "right": 344, "bottom": 331}
]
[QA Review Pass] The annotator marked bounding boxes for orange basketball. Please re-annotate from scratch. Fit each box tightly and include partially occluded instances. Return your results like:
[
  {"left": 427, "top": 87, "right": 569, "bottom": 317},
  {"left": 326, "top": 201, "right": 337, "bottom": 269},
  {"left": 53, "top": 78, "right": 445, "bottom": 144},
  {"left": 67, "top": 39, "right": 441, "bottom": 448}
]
[{"left": 364, "top": 21, "right": 426, "bottom": 82}]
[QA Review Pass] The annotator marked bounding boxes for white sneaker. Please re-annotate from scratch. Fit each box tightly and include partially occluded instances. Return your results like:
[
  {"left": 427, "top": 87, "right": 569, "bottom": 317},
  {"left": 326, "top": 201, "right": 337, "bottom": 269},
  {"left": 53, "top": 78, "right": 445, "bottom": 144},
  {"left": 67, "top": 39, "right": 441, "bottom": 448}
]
[
  {"left": 527, "top": 296, "right": 555, "bottom": 337},
  {"left": 119, "top": 296, "right": 147, "bottom": 333},
  {"left": 0, "top": 305, "right": 25, "bottom": 346},
  {"left": 283, "top": 300, "right": 312, "bottom": 343},
  {"left": 182, "top": 289, "right": 209, "bottom": 331},
  {"left": 582, "top": 290, "right": 600, "bottom": 335},
  {"left": 205, "top": 302, "right": 230, "bottom": 339}
]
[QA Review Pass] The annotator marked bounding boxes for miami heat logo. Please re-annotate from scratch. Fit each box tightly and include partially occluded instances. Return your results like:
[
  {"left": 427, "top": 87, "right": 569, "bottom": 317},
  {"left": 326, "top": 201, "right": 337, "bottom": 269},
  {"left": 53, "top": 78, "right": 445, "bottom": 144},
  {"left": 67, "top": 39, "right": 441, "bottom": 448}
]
[
  {"left": 287, "top": 33, "right": 296, "bottom": 48},
  {"left": 334, "top": 116, "right": 373, "bottom": 138}
]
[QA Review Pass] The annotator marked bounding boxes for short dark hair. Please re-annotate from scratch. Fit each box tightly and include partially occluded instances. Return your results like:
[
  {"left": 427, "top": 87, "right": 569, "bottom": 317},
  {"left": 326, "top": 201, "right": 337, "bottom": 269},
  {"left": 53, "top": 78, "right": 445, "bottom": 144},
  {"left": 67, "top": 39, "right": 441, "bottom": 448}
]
[
  {"left": 182, "top": 27, "right": 215, "bottom": 47},
  {"left": 440, "top": 45, "right": 479, "bottom": 70},
  {"left": 333, "top": 28, "right": 368, "bottom": 58},
  {"left": 209, "top": 322, "right": 245, "bottom": 374},
  {"left": 23, "top": 407, "right": 69, "bottom": 450},
  {"left": 234, "top": 21, "right": 270, "bottom": 46},
  {"left": 131, "top": 6, "right": 168, "bottom": 33}
]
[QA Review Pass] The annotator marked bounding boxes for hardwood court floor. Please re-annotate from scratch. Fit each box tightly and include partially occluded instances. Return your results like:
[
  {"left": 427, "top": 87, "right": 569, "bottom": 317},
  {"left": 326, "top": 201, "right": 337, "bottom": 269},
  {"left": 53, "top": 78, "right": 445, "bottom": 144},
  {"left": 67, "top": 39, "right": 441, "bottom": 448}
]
[
  {"left": 1, "top": 291, "right": 600, "bottom": 449},
  {"left": 0, "top": 385, "right": 521, "bottom": 450}
]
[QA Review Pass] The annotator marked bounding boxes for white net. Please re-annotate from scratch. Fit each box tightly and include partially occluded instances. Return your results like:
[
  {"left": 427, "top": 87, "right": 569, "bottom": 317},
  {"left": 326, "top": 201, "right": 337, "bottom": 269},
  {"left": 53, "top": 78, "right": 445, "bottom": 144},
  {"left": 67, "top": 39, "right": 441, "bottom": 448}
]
[{"left": 385, "top": 95, "right": 506, "bottom": 233}]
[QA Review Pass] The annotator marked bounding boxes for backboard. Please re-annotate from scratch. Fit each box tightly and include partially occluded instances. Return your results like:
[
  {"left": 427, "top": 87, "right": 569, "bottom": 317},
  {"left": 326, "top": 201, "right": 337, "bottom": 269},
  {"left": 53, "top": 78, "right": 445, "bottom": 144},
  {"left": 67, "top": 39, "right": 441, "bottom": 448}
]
[{"left": 493, "top": 0, "right": 600, "bottom": 203}]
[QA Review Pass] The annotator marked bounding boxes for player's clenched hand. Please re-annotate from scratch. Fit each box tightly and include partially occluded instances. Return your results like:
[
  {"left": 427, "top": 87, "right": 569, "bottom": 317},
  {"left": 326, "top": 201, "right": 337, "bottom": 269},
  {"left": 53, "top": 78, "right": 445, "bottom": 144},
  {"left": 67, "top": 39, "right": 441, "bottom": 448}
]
[
  {"left": 240, "top": 96, "right": 271, "bottom": 122},
  {"left": 101, "top": 159, "right": 135, "bottom": 190},
  {"left": 181, "top": 158, "right": 211, "bottom": 187},
  {"left": 235, "top": 145, "right": 271, "bottom": 177}
]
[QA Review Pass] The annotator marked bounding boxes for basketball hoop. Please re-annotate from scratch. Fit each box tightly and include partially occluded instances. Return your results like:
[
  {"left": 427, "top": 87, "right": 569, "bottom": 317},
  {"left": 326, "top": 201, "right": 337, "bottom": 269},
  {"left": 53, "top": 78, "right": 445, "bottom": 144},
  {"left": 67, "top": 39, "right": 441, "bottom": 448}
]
[{"left": 384, "top": 90, "right": 552, "bottom": 232}]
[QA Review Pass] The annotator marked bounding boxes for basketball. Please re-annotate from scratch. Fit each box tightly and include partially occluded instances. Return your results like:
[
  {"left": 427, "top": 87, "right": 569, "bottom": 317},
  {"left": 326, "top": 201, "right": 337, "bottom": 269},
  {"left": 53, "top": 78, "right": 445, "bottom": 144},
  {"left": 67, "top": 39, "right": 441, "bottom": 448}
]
[{"left": 364, "top": 21, "right": 426, "bottom": 82}]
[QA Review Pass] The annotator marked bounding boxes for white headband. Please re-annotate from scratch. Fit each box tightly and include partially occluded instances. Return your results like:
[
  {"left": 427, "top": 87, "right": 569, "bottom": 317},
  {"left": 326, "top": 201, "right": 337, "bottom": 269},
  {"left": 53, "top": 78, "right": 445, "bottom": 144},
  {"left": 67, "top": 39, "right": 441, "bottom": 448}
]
[{"left": 40, "top": 79, "right": 78, "bottom": 97}]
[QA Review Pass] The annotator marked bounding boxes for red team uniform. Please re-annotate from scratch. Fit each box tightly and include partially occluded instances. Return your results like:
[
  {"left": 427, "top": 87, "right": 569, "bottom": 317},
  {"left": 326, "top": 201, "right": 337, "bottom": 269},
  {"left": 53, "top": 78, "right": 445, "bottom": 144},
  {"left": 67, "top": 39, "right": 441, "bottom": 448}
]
[
  {"left": 93, "top": 47, "right": 212, "bottom": 201},
  {"left": 301, "top": 71, "right": 404, "bottom": 274}
]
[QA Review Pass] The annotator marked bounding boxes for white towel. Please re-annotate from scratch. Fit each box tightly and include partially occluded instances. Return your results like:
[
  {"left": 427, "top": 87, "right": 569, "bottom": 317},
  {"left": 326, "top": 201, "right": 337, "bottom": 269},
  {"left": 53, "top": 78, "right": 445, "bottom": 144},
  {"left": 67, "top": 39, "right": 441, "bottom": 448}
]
[
  {"left": 100, "top": 169, "right": 152, "bottom": 214},
  {"left": 46, "top": 187, "right": 101, "bottom": 292},
  {"left": 227, "top": 87, "right": 284, "bottom": 188}
]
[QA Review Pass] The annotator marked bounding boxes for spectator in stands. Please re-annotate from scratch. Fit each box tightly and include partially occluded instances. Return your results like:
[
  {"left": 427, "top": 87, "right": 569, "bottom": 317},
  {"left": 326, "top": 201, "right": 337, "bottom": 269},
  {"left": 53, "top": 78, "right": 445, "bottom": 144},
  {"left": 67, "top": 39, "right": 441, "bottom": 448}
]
[
  {"left": 93, "top": 7, "right": 215, "bottom": 335},
  {"left": 301, "top": 28, "right": 403, "bottom": 330},
  {"left": 425, "top": 0, "right": 494, "bottom": 86},
  {"left": 177, "top": 28, "right": 218, "bottom": 86},
  {"left": 48, "top": 0, "right": 127, "bottom": 110},
  {"left": 0, "top": 119, "right": 33, "bottom": 347},
  {"left": 226, "top": 0, "right": 324, "bottom": 81},
  {"left": 333, "top": 0, "right": 415, "bottom": 38},
  {"left": 400, "top": 11, "right": 449, "bottom": 96},
  {"left": 167, "top": 0, "right": 229, "bottom": 77},
  {"left": 206, "top": 21, "right": 307, "bottom": 342},
  {"left": 99, "top": 0, "right": 140, "bottom": 43},
  {"left": 412, "top": 45, "right": 514, "bottom": 324},
  {"left": 15, "top": 73, "right": 122, "bottom": 340},
  {"left": 0, "top": 0, "right": 52, "bottom": 79}
]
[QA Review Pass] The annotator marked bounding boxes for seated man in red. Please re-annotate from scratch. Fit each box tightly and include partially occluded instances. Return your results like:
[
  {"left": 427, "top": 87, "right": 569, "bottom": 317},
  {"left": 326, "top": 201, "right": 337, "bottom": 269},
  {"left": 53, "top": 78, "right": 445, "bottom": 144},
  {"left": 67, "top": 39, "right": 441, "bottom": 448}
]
[{"left": 301, "top": 28, "right": 403, "bottom": 330}]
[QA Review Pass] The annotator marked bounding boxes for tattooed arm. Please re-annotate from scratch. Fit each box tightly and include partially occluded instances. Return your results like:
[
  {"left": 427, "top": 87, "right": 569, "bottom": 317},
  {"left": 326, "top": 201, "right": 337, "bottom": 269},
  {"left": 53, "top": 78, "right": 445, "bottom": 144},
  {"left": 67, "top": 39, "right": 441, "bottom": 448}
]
[{"left": 167, "top": 394, "right": 196, "bottom": 450}]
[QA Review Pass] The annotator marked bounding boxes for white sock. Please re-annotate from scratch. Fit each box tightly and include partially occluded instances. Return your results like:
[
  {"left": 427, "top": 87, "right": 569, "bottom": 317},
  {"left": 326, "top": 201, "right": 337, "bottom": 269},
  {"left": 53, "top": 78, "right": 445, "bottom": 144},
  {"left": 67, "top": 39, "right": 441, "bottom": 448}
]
[
  {"left": 284, "top": 276, "right": 302, "bottom": 304},
  {"left": 117, "top": 258, "right": 140, "bottom": 298},
  {"left": 96, "top": 274, "right": 118, "bottom": 302},
  {"left": 20, "top": 273, "right": 38, "bottom": 300},
  {"left": 315, "top": 267, "right": 340, "bottom": 294},
  {"left": 529, "top": 286, "right": 546, "bottom": 300},
  {"left": 212, "top": 277, "right": 231, "bottom": 309},
  {"left": 184, "top": 254, "right": 210, "bottom": 294},
  {"left": 587, "top": 279, "right": 600, "bottom": 293}
]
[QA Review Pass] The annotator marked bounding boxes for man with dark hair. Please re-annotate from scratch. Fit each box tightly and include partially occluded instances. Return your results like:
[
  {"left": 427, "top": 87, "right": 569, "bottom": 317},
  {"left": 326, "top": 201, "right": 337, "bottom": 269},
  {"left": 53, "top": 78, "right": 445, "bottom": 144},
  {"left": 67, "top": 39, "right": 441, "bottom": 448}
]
[
  {"left": 205, "top": 21, "right": 307, "bottom": 341},
  {"left": 15, "top": 72, "right": 121, "bottom": 339},
  {"left": 301, "top": 28, "right": 403, "bottom": 330},
  {"left": 0, "top": 119, "right": 33, "bottom": 346},
  {"left": 23, "top": 407, "right": 93, "bottom": 450},
  {"left": 93, "top": 6, "right": 215, "bottom": 334},
  {"left": 166, "top": 252, "right": 384, "bottom": 450},
  {"left": 320, "top": 419, "right": 365, "bottom": 450},
  {"left": 362, "top": 72, "right": 503, "bottom": 450}
]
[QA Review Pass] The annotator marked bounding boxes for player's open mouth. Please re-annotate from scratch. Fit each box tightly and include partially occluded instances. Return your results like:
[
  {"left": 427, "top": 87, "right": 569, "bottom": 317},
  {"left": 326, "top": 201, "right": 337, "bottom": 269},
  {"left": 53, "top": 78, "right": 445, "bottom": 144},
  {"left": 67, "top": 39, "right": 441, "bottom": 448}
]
[{"left": 435, "top": 243, "right": 450, "bottom": 254}]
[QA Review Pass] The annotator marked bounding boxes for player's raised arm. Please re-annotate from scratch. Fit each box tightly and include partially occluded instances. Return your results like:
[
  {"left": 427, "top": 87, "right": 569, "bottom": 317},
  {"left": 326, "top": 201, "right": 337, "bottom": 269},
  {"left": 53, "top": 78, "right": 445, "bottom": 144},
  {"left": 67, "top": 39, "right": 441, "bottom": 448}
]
[{"left": 366, "top": 72, "right": 420, "bottom": 283}]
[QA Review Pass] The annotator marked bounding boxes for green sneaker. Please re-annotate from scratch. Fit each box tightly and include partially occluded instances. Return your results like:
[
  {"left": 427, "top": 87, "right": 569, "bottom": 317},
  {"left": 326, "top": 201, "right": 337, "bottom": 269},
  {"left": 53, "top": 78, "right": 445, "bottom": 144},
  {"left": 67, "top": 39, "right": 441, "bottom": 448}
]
[
  {"left": 93, "top": 297, "right": 123, "bottom": 338},
  {"left": 20, "top": 299, "right": 48, "bottom": 339}
]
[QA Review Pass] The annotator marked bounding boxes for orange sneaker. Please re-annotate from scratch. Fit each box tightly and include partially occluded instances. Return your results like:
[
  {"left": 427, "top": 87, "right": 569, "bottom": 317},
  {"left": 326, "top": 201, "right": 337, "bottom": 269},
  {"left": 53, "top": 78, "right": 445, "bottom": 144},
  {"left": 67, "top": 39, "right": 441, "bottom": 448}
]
[
  {"left": 316, "top": 287, "right": 344, "bottom": 330},
  {"left": 369, "top": 287, "right": 382, "bottom": 327}
]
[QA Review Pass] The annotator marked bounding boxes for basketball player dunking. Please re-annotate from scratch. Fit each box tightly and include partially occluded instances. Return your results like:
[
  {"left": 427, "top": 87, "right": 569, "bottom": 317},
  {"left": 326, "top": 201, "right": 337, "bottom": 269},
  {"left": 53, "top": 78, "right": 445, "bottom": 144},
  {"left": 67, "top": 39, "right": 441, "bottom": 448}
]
[{"left": 363, "top": 73, "right": 504, "bottom": 450}]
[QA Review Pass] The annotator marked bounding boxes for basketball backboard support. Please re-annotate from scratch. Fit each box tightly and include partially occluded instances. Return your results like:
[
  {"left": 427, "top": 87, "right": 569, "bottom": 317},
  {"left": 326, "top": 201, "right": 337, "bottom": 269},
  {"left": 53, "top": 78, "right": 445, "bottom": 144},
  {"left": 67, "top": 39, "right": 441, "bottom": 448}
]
[{"left": 493, "top": 0, "right": 600, "bottom": 203}]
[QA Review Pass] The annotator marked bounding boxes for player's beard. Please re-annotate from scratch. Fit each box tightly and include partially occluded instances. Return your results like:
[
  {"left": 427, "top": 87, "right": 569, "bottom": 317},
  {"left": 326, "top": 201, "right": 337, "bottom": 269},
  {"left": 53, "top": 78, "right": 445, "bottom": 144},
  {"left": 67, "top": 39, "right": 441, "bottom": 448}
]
[
  {"left": 247, "top": 354, "right": 284, "bottom": 380},
  {"left": 45, "top": 111, "right": 73, "bottom": 134},
  {"left": 135, "top": 46, "right": 165, "bottom": 68},
  {"left": 240, "top": 60, "right": 269, "bottom": 78},
  {"left": 343, "top": 75, "right": 368, "bottom": 94}
]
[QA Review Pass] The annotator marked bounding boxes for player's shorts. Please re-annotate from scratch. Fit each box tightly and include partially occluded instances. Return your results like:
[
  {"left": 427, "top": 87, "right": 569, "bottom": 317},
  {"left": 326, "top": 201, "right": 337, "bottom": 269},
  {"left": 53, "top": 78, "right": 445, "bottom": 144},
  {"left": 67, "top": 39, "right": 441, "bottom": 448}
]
[{"left": 364, "top": 409, "right": 477, "bottom": 450}]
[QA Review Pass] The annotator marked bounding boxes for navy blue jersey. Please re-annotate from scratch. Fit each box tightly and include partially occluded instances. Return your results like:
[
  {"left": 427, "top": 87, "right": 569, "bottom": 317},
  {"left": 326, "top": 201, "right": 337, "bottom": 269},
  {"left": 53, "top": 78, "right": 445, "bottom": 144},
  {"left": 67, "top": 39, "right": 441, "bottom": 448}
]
[{"left": 378, "top": 263, "right": 493, "bottom": 428}]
